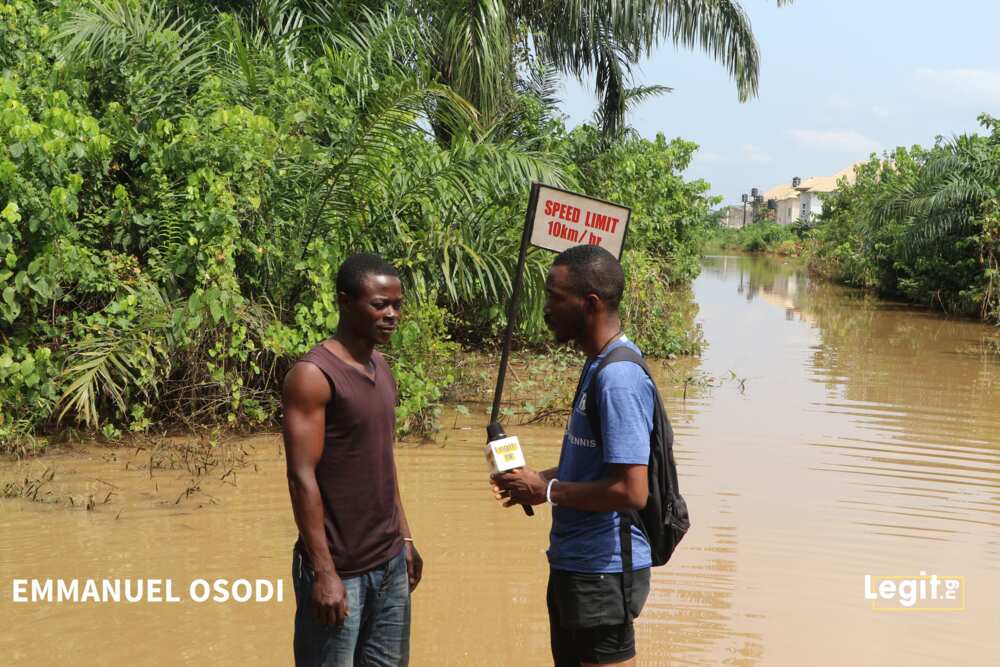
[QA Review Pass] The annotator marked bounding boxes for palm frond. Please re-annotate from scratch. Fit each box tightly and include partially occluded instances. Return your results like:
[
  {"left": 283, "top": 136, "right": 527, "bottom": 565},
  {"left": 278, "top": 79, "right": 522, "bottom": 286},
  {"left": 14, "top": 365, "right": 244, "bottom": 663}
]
[
  {"left": 60, "top": 0, "right": 171, "bottom": 61},
  {"left": 59, "top": 0, "right": 213, "bottom": 119},
  {"left": 57, "top": 288, "right": 174, "bottom": 428},
  {"left": 513, "top": 0, "right": 766, "bottom": 136},
  {"left": 431, "top": 0, "right": 516, "bottom": 124},
  {"left": 872, "top": 130, "right": 999, "bottom": 260},
  {"left": 594, "top": 82, "right": 673, "bottom": 138}
]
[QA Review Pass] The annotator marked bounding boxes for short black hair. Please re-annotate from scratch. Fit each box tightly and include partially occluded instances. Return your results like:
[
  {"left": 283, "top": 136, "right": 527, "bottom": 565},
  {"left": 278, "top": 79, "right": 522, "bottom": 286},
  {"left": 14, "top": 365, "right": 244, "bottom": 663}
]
[
  {"left": 552, "top": 244, "right": 625, "bottom": 310},
  {"left": 336, "top": 253, "right": 399, "bottom": 298}
]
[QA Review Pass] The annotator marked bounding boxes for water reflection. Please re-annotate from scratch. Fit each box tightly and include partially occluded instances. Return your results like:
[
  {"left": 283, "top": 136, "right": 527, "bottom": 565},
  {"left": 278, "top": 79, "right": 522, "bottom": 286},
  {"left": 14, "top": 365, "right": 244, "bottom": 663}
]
[
  {"left": 689, "top": 254, "right": 1000, "bottom": 665},
  {"left": 638, "top": 504, "right": 766, "bottom": 667},
  {"left": 708, "top": 254, "right": 1000, "bottom": 539},
  {"left": 800, "top": 277, "right": 1000, "bottom": 549},
  {"left": 702, "top": 254, "right": 811, "bottom": 319}
]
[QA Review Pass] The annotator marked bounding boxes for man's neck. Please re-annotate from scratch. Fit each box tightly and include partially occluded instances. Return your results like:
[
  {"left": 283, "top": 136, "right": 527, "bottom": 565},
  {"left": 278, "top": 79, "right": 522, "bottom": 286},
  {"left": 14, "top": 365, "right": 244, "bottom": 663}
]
[
  {"left": 331, "top": 329, "right": 375, "bottom": 365},
  {"left": 580, "top": 318, "right": 623, "bottom": 360}
]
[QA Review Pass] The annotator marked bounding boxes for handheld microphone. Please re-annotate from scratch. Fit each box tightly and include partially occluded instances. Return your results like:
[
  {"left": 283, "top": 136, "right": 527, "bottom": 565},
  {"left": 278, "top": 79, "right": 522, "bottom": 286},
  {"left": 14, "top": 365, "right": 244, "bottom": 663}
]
[{"left": 486, "top": 422, "right": 534, "bottom": 516}]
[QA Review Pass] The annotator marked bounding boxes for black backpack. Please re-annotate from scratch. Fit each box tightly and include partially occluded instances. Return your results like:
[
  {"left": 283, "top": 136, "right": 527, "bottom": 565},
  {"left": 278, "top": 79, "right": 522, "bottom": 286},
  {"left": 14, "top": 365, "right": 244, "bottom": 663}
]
[{"left": 581, "top": 345, "right": 690, "bottom": 571}]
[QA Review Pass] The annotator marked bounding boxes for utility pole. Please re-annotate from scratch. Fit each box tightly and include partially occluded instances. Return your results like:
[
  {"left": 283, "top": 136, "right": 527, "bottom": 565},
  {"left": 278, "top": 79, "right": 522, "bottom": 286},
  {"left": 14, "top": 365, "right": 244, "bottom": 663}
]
[{"left": 741, "top": 188, "right": 761, "bottom": 227}]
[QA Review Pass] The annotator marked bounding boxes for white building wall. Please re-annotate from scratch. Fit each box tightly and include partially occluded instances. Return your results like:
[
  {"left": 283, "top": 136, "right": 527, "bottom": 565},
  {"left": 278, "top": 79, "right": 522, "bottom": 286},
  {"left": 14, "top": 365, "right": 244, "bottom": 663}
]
[
  {"left": 800, "top": 192, "right": 824, "bottom": 222},
  {"left": 776, "top": 197, "right": 800, "bottom": 226},
  {"left": 810, "top": 192, "right": 824, "bottom": 217},
  {"left": 721, "top": 205, "right": 745, "bottom": 228}
]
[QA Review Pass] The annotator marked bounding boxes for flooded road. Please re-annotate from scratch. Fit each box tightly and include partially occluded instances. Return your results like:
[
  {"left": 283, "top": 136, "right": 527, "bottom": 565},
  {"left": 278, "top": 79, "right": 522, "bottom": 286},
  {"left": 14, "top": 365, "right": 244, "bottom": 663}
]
[{"left": 2, "top": 253, "right": 999, "bottom": 665}]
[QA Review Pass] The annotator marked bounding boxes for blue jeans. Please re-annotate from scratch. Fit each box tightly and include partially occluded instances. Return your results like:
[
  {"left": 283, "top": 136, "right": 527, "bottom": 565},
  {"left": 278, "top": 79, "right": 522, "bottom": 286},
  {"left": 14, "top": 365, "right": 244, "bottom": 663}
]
[{"left": 293, "top": 547, "right": 411, "bottom": 666}]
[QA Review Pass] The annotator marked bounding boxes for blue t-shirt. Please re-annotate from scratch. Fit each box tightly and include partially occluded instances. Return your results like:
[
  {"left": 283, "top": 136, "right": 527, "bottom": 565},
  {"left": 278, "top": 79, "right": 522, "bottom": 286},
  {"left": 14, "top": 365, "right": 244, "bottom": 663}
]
[{"left": 547, "top": 336, "right": 654, "bottom": 573}]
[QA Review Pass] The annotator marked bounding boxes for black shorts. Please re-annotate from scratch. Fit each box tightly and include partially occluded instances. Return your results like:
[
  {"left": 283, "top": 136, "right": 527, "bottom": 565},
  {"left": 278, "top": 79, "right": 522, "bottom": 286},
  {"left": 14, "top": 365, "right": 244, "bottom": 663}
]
[{"left": 547, "top": 567, "right": 651, "bottom": 666}]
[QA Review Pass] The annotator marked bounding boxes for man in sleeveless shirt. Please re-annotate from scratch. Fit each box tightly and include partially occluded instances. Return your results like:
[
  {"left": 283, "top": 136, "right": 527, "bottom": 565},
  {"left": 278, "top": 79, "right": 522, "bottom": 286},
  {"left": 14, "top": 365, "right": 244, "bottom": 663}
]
[
  {"left": 283, "top": 253, "right": 422, "bottom": 666},
  {"left": 492, "top": 245, "right": 654, "bottom": 667}
]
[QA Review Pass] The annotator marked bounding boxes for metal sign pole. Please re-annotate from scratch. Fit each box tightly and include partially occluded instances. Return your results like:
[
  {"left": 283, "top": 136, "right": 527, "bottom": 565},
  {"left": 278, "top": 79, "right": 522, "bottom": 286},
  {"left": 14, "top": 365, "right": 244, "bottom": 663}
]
[
  {"left": 489, "top": 182, "right": 540, "bottom": 426},
  {"left": 487, "top": 183, "right": 540, "bottom": 518}
]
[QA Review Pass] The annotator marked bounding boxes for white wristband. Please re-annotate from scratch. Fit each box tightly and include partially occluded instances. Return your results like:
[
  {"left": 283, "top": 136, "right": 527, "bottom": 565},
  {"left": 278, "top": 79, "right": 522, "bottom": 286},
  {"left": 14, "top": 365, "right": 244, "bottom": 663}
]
[{"left": 546, "top": 478, "right": 559, "bottom": 506}]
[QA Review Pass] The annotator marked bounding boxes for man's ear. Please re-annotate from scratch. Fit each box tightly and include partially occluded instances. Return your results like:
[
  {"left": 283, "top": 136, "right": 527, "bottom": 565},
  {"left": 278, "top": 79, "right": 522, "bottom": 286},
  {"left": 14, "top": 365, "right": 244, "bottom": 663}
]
[
  {"left": 336, "top": 291, "right": 350, "bottom": 310},
  {"left": 584, "top": 293, "right": 602, "bottom": 313}
]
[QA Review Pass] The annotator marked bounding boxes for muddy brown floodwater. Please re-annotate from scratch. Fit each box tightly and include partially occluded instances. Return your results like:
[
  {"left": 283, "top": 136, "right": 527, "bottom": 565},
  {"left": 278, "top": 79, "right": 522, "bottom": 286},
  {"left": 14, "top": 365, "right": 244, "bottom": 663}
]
[{"left": 2, "top": 254, "right": 999, "bottom": 666}]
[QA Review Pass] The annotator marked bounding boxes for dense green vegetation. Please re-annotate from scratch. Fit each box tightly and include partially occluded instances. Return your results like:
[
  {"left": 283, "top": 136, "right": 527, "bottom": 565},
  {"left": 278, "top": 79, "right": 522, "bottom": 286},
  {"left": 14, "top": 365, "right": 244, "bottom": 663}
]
[
  {"left": 808, "top": 115, "right": 999, "bottom": 324},
  {"left": 709, "top": 220, "right": 803, "bottom": 256},
  {"left": 0, "top": 0, "right": 769, "bottom": 451}
]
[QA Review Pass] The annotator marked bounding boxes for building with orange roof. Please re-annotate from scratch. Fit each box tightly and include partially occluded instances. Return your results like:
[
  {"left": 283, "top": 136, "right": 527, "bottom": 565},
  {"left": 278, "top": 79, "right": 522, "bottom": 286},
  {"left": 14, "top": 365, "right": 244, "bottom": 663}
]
[{"left": 761, "top": 161, "right": 864, "bottom": 225}]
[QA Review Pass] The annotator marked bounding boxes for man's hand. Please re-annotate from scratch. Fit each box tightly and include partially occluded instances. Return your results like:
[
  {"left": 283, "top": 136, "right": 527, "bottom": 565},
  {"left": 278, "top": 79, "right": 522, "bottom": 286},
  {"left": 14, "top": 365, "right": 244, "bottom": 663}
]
[
  {"left": 404, "top": 541, "right": 423, "bottom": 592},
  {"left": 491, "top": 467, "right": 547, "bottom": 507},
  {"left": 312, "top": 571, "right": 348, "bottom": 626}
]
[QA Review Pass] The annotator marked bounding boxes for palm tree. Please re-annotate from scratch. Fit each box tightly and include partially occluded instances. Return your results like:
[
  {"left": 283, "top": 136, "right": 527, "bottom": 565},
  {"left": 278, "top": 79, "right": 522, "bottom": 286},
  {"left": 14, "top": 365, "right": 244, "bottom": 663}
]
[
  {"left": 425, "top": 0, "right": 795, "bottom": 136},
  {"left": 877, "top": 114, "right": 1000, "bottom": 319}
]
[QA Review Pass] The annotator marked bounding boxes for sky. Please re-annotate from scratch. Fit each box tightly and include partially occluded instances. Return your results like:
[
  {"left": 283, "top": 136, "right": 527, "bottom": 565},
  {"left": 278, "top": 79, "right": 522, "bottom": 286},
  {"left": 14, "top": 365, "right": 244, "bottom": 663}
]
[{"left": 557, "top": 0, "right": 1000, "bottom": 207}]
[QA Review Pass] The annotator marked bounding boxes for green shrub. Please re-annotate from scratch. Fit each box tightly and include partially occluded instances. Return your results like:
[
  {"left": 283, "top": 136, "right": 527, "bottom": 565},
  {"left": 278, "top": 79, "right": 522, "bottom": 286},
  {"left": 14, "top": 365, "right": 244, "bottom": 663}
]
[
  {"left": 709, "top": 221, "right": 798, "bottom": 255},
  {"left": 385, "top": 301, "right": 458, "bottom": 438},
  {"left": 621, "top": 250, "right": 703, "bottom": 357},
  {"left": 807, "top": 124, "right": 1000, "bottom": 323}
]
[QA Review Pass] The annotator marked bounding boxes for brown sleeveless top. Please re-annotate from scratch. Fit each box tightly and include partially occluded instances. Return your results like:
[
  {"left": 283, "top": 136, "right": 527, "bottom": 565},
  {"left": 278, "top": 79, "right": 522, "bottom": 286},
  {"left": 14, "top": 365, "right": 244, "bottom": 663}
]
[{"left": 295, "top": 343, "right": 403, "bottom": 576}]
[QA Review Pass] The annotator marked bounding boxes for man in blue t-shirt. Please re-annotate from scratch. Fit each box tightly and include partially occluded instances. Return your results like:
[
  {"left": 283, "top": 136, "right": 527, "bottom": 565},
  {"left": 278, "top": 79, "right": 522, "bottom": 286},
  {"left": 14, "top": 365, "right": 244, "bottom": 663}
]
[{"left": 492, "top": 244, "right": 655, "bottom": 666}]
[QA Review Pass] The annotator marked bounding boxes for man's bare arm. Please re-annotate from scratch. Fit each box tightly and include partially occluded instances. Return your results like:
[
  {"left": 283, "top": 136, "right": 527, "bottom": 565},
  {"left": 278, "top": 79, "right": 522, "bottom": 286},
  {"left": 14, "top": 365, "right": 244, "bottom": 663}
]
[
  {"left": 538, "top": 467, "right": 559, "bottom": 483},
  {"left": 548, "top": 464, "right": 647, "bottom": 512},
  {"left": 392, "top": 464, "right": 424, "bottom": 591},
  {"left": 494, "top": 464, "right": 647, "bottom": 513},
  {"left": 393, "top": 473, "right": 412, "bottom": 540},
  {"left": 283, "top": 362, "right": 335, "bottom": 575},
  {"left": 283, "top": 362, "right": 351, "bottom": 626}
]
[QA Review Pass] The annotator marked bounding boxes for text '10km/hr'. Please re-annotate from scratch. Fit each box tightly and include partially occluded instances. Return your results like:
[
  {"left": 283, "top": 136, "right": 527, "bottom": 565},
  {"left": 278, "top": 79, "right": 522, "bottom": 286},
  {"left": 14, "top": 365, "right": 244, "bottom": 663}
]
[{"left": 543, "top": 199, "right": 622, "bottom": 247}]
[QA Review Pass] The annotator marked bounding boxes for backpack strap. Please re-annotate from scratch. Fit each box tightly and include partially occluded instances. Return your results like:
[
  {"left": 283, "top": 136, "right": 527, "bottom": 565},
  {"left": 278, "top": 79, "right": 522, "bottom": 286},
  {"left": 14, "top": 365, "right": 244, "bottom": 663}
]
[
  {"left": 619, "top": 513, "right": 634, "bottom": 623},
  {"left": 581, "top": 344, "right": 649, "bottom": 624},
  {"left": 583, "top": 345, "right": 649, "bottom": 439}
]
